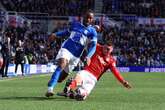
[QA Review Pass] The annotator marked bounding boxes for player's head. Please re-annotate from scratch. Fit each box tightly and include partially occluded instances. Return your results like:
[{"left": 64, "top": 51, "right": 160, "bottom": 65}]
[
  {"left": 83, "top": 9, "right": 94, "bottom": 26},
  {"left": 103, "top": 39, "right": 113, "bottom": 55}
]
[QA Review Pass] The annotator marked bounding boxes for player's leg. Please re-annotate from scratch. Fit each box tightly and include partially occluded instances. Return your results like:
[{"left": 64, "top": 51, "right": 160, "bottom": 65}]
[
  {"left": 58, "top": 71, "right": 86, "bottom": 100},
  {"left": 46, "top": 48, "right": 71, "bottom": 97},
  {"left": 55, "top": 70, "right": 70, "bottom": 97},
  {"left": 56, "top": 64, "right": 74, "bottom": 97},
  {"left": 66, "top": 74, "right": 83, "bottom": 99},
  {"left": 56, "top": 57, "right": 80, "bottom": 97},
  {"left": 58, "top": 70, "right": 69, "bottom": 83},
  {"left": 56, "top": 77, "right": 73, "bottom": 97},
  {"left": 46, "top": 58, "right": 67, "bottom": 97},
  {"left": 57, "top": 71, "right": 85, "bottom": 99},
  {"left": 74, "top": 70, "right": 97, "bottom": 101}
]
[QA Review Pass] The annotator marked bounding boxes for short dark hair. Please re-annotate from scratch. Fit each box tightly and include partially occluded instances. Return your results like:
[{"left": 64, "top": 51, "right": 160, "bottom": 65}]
[
  {"left": 105, "top": 39, "right": 113, "bottom": 46},
  {"left": 86, "top": 9, "right": 94, "bottom": 14},
  {"left": 82, "top": 9, "right": 94, "bottom": 16}
]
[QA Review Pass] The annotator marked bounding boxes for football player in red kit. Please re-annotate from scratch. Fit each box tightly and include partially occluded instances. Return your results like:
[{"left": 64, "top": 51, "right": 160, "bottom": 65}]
[{"left": 59, "top": 39, "right": 132, "bottom": 101}]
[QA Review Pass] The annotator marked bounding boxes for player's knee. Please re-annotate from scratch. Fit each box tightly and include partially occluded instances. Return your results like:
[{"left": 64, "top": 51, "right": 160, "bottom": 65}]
[{"left": 58, "top": 58, "right": 68, "bottom": 70}]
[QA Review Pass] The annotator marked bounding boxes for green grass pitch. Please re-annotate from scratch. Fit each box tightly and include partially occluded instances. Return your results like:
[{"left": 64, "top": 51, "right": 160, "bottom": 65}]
[{"left": 0, "top": 72, "right": 165, "bottom": 110}]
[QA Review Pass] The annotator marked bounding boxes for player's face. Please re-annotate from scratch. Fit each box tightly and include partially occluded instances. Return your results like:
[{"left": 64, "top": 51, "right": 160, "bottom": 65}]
[
  {"left": 103, "top": 45, "right": 113, "bottom": 55},
  {"left": 83, "top": 12, "right": 94, "bottom": 26},
  {"left": 87, "top": 13, "right": 94, "bottom": 24}
]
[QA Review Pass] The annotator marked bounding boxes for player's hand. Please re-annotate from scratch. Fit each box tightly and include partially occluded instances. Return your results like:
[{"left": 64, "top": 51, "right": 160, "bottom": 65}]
[
  {"left": 122, "top": 80, "right": 132, "bottom": 89},
  {"left": 84, "top": 57, "right": 91, "bottom": 66}
]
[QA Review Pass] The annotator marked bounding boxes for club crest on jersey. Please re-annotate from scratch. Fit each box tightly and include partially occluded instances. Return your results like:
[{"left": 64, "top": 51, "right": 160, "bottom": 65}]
[
  {"left": 105, "top": 57, "right": 110, "bottom": 62},
  {"left": 97, "top": 55, "right": 107, "bottom": 65}
]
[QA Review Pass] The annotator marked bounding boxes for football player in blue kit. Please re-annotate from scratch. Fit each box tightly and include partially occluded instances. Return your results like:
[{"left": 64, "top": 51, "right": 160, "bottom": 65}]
[{"left": 45, "top": 10, "right": 98, "bottom": 97}]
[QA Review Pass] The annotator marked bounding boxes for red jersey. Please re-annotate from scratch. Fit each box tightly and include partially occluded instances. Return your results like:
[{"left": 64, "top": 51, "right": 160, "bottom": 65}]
[{"left": 84, "top": 44, "right": 124, "bottom": 82}]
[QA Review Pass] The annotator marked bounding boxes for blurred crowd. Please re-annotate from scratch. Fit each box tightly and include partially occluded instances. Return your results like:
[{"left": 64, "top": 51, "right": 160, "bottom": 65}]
[
  {"left": 0, "top": 22, "right": 50, "bottom": 65},
  {"left": 0, "top": 0, "right": 164, "bottom": 67},
  {"left": 0, "top": 0, "right": 94, "bottom": 16},
  {"left": 102, "top": 23, "right": 165, "bottom": 66},
  {"left": 0, "top": 20, "right": 164, "bottom": 67},
  {"left": 1, "top": 0, "right": 165, "bottom": 17},
  {"left": 102, "top": 0, "right": 165, "bottom": 17}
]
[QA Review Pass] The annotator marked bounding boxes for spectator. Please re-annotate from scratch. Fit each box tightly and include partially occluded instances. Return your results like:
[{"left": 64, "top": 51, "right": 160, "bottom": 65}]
[
  {"left": 15, "top": 40, "right": 25, "bottom": 76},
  {"left": 0, "top": 37, "right": 12, "bottom": 77}
]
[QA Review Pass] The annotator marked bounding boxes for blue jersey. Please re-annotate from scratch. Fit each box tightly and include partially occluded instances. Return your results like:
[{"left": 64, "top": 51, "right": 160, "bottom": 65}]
[{"left": 55, "top": 21, "right": 97, "bottom": 58}]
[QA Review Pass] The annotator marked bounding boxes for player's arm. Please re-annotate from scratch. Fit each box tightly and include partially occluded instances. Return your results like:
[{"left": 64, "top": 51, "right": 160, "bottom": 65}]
[
  {"left": 109, "top": 61, "right": 132, "bottom": 89},
  {"left": 48, "top": 29, "right": 70, "bottom": 43},
  {"left": 54, "top": 21, "right": 75, "bottom": 37},
  {"left": 54, "top": 29, "right": 70, "bottom": 37},
  {"left": 86, "top": 40, "right": 97, "bottom": 58},
  {"left": 51, "top": 29, "right": 70, "bottom": 38},
  {"left": 85, "top": 33, "right": 97, "bottom": 65}
]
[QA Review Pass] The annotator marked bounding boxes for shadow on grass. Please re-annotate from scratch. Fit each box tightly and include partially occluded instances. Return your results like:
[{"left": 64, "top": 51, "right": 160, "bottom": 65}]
[{"left": 0, "top": 96, "right": 74, "bottom": 101}]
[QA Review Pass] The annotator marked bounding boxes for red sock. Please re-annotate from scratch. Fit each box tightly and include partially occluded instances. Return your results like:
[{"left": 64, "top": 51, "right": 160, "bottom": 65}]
[{"left": 69, "top": 80, "right": 77, "bottom": 90}]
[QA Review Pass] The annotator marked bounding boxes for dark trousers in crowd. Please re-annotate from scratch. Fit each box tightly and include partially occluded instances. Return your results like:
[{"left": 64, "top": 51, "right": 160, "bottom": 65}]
[{"left": 15, "top": 61, "right": 24, "bottom": 76}]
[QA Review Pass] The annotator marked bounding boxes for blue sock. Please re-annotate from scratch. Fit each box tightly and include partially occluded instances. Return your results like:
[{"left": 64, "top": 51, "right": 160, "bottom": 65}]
[{"left": 48, "top": 66, "right": 62, "bottom": 89}]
